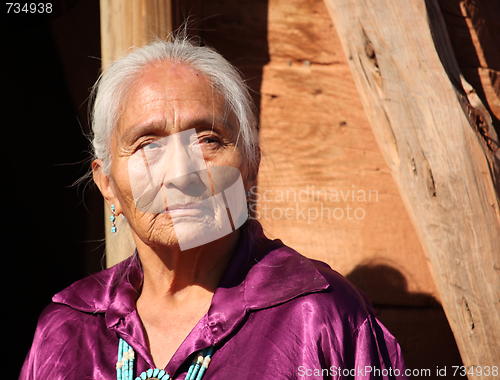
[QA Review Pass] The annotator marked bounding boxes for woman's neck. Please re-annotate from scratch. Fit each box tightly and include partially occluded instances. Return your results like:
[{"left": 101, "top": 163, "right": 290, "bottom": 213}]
[
  {"left": 134, "top": 229, "right": 239, "bottom": 304},
  {"left": 133, "top": 229, "right": 240, "bottom": 369}
]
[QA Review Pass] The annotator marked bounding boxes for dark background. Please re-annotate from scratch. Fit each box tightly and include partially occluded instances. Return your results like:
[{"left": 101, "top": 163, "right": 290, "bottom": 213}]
[
  {"left": 3, "top": 1, "right": 269, "bottom": 377},
  {"left": 1, "top": 1, "right": 104, "bottom": 376}
]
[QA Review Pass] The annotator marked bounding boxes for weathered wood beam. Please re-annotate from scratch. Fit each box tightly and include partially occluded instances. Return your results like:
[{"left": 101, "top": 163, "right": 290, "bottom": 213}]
[
  {"left": 323, "top": 0, "right": 500, "bottom": 374},
  {"left": 100, "top": 0, "right": 173, "bottom": 267},
  {"left": 100, "top": 0, "right": 172, "bottom": 67}
]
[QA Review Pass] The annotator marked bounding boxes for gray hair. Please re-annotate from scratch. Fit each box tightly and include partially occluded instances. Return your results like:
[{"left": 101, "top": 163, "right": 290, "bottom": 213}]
[{"left": 91, "top": 36, "right": 259, "bottom": 174}]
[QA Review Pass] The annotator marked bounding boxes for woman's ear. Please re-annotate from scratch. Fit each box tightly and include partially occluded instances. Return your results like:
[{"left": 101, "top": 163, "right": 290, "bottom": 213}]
[{"left": 92, "top": 159, "right": 121, "bottom": 213}]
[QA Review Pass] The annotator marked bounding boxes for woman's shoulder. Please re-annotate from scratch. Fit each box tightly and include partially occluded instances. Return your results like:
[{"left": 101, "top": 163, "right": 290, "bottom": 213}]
[
  {"left": 19, "top": 298, "right": 120, "bottom": 380},
  {"left": 18, "top": 258, "right": 142, "bottom": 380},
  {"left": 222, "top": 238, "right": 407, "bottom": 376},
  {"left": 26, "top": 301, "right": 101, "bottom": 356},
  {"left": 309, "top": 257, "right": 375, "bottom": 314},
  {"left": 38, "top": 300, "right": 91, "bottom": 329},
  {"left": 280, "top": 248, "right": 375, "bottom": 328},
  {"left": 50, "top": 254, "right": 142, "bottom": 313},
  {"left": 25, "top": 255, "right": 142, "bottom": 345},
  {"left": 240, "top": 232, "right": 375, "bottom": 330}
]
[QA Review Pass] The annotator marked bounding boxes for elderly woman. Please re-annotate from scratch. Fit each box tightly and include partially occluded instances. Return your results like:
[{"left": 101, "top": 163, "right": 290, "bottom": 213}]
[{"left": 20, "top": 36, "right": 408, "bottom": 380}]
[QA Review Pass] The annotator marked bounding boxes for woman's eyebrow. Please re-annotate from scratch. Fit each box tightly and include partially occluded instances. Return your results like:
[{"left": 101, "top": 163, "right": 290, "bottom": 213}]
[
  {"left": 120, "top": 116, "right": 236, "bottom": 144},
  {"left": 120, "top": 121, "right": 166, "bottom": 144},
  {"left": 184, "top": 116, "right": 235, "bottom": 132}
]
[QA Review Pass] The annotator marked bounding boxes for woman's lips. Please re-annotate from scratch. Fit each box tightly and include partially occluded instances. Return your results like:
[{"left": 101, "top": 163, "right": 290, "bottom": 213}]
[{"left": 165, "top": 202, "right": 208, "bottom": 216}]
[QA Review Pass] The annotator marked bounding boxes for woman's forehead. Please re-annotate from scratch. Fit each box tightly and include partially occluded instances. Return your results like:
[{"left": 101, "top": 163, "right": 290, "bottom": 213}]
[
  {"left": 116, "top": 63, "right": 237, "bottom": 138},
  {"left": 140, "top": 61, "right": 215, "bottom": 92},
  {"left": 122, "top": 66, "right": 221, "bottom": 117},
  {"left": 134, "top": 63, "right": 214, "bottom": 101}
]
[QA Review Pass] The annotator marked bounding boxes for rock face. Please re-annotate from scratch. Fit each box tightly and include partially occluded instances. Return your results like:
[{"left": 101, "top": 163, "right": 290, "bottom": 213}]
[{"left": 196, "top": 0, "right": 462, "bottom": 370}]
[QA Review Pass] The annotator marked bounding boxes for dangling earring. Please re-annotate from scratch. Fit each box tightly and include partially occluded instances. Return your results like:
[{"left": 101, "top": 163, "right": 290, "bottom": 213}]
[{"left": 111, "top": 204, "right": 117, "bottom": 233}]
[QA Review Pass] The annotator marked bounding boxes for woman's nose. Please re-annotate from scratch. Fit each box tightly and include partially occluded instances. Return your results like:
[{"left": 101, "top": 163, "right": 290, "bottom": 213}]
[
  {"left": 166, "top": 171, "right": 201, "bottom": 190},
  {"left": 162, "top": 136, "right": 205, "bottom": 191}
]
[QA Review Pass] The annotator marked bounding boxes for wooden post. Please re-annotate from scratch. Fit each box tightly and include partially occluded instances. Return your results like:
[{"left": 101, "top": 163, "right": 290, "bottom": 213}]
[
  {"left": 100, "top": 0, "right": 173, "bottom": 267},
  {"left": 323, "top": 0, "right": 500, "bottom": 374}
]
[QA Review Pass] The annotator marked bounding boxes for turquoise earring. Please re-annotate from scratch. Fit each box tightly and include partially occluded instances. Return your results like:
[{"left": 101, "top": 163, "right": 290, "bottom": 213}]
[{"left": 111, "top": 205, "right": 117, "bottom": 233}]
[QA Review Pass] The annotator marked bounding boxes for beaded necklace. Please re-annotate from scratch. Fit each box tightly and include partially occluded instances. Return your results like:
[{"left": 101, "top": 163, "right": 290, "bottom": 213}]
[{"left": 117, "top": 337, "right": 214, "bottom": 380}]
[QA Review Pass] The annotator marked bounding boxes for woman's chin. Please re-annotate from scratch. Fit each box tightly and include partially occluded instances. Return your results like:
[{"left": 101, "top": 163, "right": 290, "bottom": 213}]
[
  {"left": 150, "top": 216, "right": 231, "bottom": 251},
  {"left": 136, "top": 209, "right": 233, "bottom": 250},
  {"left": 178, "top": 220, "right": 231, "bottom": 250}
]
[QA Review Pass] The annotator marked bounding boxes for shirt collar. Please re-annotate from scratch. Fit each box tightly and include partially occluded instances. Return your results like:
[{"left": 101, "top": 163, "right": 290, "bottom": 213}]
[
  {"left": 207, "top": 223, "right": 330, "bottom": 344},
  {"left": 53, "top": 222, "right": 330, "bottom": 344},
  {"left": 52, "top": 254, "right": 142, "bottom": 322}
]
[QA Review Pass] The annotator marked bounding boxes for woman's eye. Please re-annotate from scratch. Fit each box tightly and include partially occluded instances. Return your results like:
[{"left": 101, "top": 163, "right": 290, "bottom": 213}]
[
  {"left": 144, "top": 141, "right": 161, "bottom": 150},
  {"left": 200, "top": 136, "right": 219, "bottom": 145}
]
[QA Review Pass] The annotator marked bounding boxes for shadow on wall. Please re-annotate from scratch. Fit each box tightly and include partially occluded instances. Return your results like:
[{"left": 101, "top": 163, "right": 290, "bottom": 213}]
[{"left": 347, "top": 264, "right": 464, "bottom": 375}]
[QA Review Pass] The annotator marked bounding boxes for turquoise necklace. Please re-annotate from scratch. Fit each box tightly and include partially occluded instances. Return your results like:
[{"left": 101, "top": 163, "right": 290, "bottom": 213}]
[{"left": 117, "top": 337, "right": 214, "bottom": 380}]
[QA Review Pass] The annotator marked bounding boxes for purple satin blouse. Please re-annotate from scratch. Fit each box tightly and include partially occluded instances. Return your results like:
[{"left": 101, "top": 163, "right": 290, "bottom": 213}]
[{"left": 20, "top": 224, "right": 408, "bottom": 379}]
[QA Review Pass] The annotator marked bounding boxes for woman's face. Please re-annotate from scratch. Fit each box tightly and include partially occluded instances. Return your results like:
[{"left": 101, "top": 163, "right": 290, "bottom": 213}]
[{"left": 94, "top": 62, "right": 252, "bottom": 250}]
